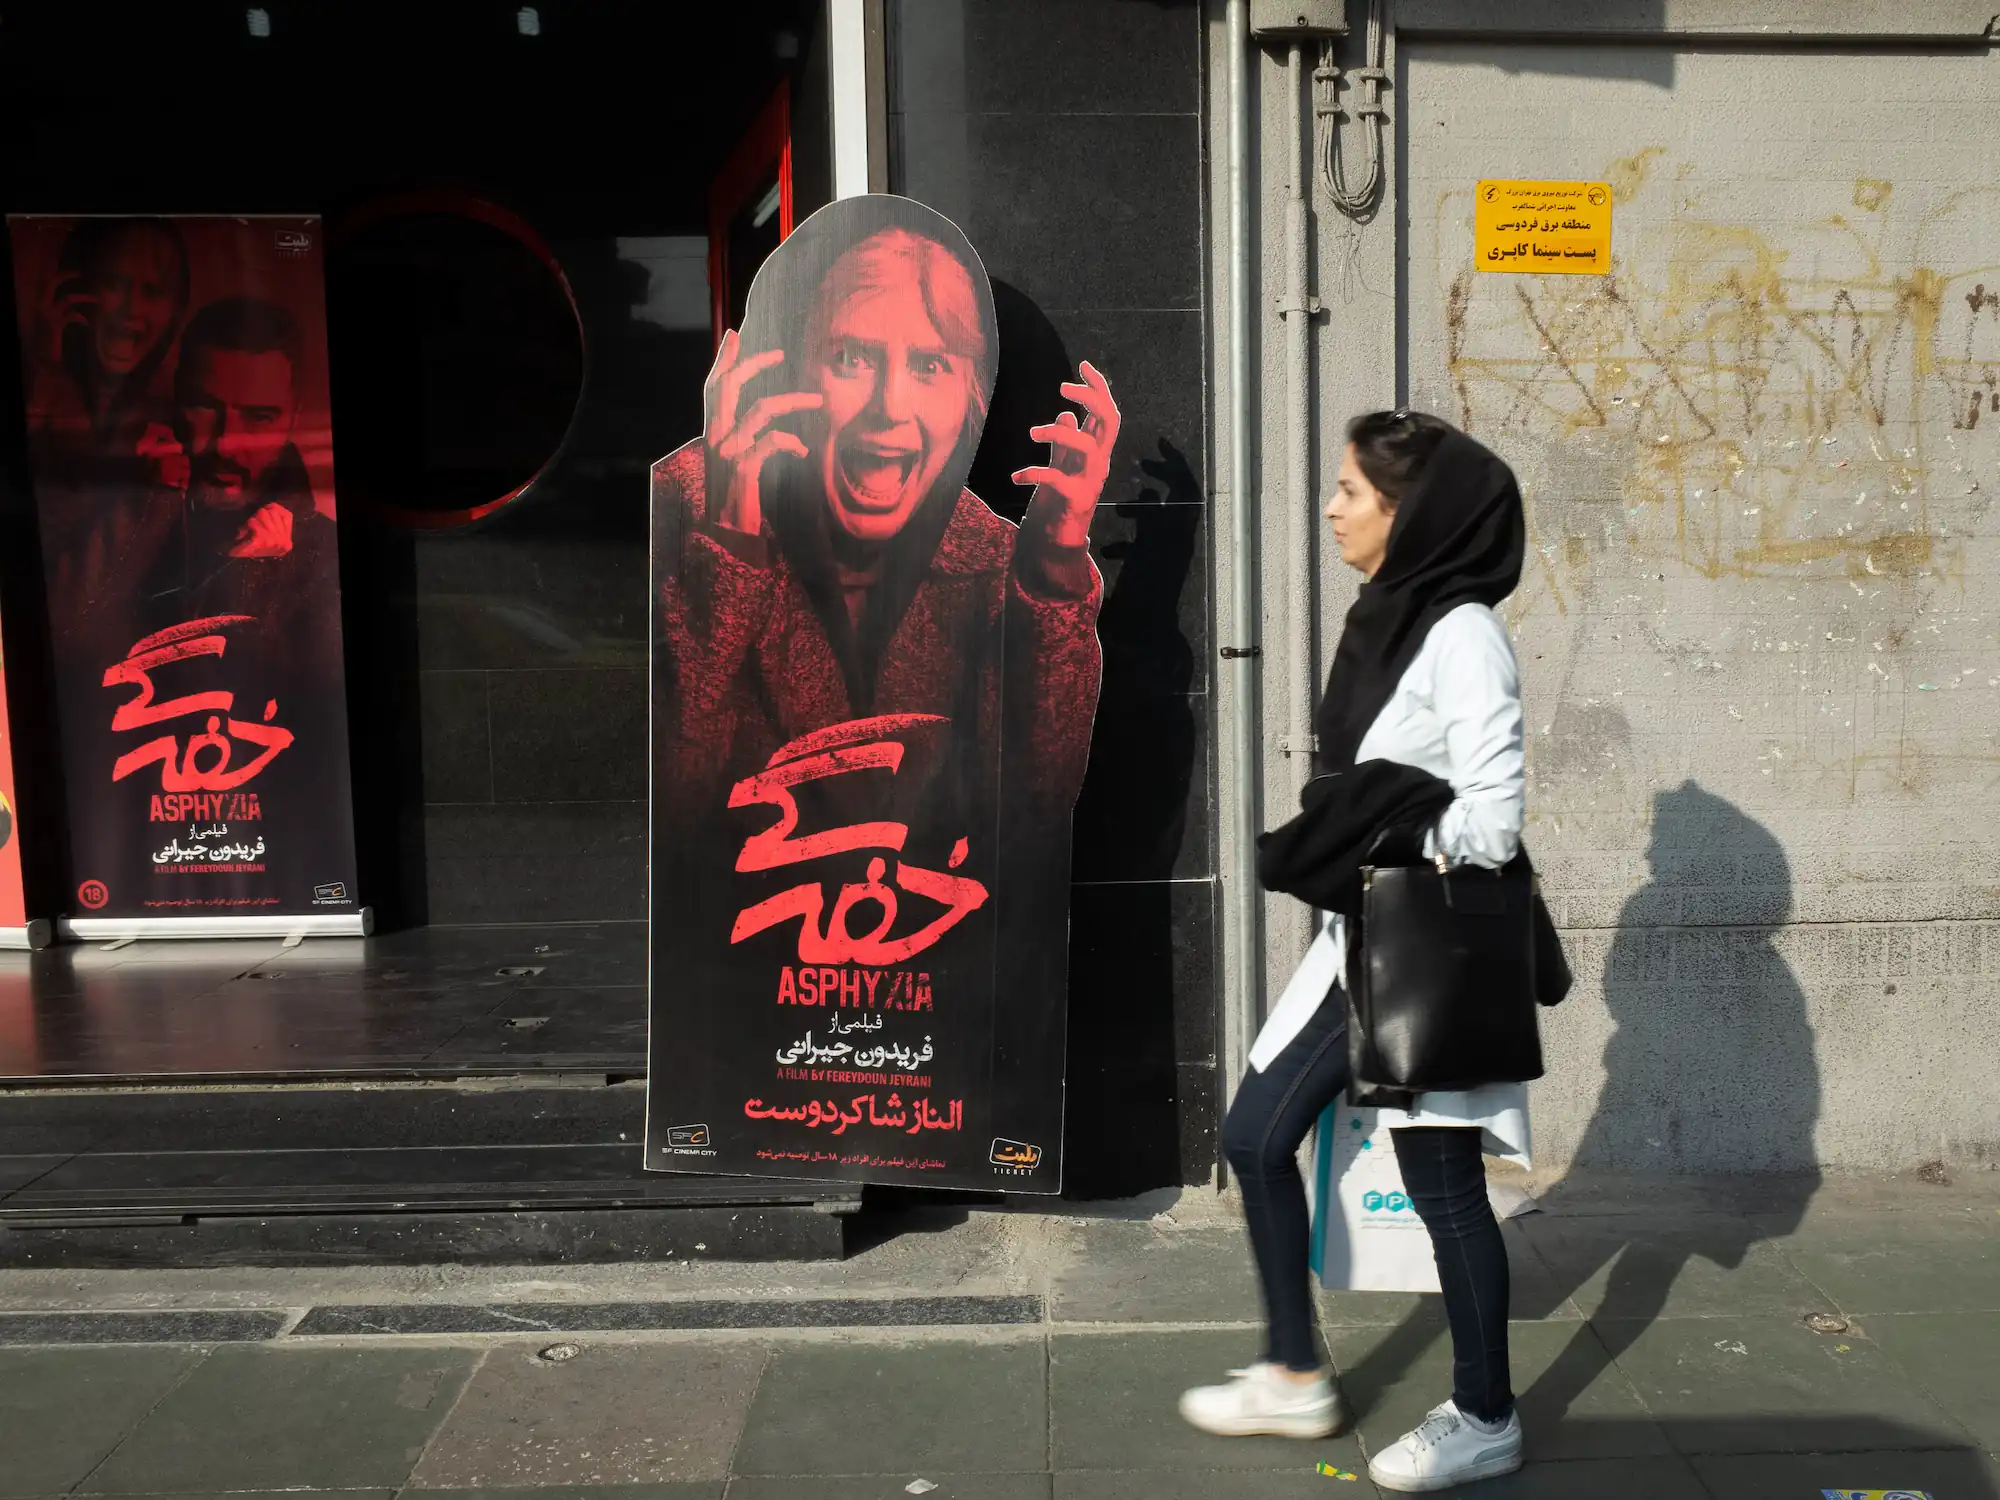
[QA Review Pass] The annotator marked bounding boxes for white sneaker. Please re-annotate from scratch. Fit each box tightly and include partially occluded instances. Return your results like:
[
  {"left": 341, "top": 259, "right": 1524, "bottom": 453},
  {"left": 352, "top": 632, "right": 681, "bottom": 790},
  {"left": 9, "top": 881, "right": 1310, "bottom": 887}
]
[
  {"left": 1178, "top": 1363, "right": 1345, "bottom": 1438},
  {"left": 1368, "top": 1399, "right": 1523, "bottom": 1492}
]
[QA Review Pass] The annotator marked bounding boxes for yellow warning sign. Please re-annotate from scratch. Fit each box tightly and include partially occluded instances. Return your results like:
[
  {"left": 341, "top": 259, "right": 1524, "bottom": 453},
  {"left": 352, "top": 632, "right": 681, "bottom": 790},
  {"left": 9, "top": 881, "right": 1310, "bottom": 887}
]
[{"left": 1475, "top": 180, "right": 1611, "bottom": 275}]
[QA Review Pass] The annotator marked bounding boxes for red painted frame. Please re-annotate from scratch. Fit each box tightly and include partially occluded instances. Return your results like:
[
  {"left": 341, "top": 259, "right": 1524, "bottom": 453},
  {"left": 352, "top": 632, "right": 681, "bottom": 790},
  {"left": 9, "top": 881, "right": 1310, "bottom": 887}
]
[
  {"left": 327, "top": 190, "right": 587, "bottom": 531},
  {"left": 707, "top": 80, "right": 795, "bottom": 349}
]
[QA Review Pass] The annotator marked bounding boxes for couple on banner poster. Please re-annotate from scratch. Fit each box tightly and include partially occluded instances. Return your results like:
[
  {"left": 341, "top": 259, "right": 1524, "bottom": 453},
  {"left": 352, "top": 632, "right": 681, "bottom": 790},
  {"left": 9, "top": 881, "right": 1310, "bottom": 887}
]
[
  {"left": 6, "top": 215, "right": 357, "bottom": 923},
  {"left": 647, "top": 195, "right": 1116, "bottom": 1191}
]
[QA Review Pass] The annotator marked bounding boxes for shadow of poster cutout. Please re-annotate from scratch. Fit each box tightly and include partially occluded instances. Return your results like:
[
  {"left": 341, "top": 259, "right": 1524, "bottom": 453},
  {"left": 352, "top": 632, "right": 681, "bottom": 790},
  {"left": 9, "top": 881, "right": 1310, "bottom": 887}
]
[{"left": 645, "top": 194, "right": 1118, "bottom": 1193}]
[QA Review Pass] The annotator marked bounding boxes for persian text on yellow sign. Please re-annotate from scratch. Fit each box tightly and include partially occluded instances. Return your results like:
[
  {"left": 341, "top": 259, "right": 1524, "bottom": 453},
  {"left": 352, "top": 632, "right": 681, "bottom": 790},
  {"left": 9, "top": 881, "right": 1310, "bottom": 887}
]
[{"left": 1474, "top": 179, "right": 1611, "bottom": 276}]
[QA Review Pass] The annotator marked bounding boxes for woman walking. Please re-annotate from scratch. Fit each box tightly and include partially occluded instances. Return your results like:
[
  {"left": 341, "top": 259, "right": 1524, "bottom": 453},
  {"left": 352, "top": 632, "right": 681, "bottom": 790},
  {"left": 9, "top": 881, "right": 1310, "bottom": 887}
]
[{"left": 1180, "top": 410, "right": 1533, "bottom": 1492}]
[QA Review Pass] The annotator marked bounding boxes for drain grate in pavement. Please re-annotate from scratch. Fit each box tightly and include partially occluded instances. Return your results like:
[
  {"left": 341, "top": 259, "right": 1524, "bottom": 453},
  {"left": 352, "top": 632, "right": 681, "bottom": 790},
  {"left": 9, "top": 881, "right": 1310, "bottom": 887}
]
[{"left": 292, "top": 1295, "right": 1045, "bottom": 1337}]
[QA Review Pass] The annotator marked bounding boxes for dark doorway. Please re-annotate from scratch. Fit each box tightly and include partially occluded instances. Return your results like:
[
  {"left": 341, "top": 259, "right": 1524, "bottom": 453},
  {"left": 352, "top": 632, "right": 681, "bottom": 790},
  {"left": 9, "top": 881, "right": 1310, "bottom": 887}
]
[{"left": 0, "top": 0, "right": 830, "bottom": 1083}]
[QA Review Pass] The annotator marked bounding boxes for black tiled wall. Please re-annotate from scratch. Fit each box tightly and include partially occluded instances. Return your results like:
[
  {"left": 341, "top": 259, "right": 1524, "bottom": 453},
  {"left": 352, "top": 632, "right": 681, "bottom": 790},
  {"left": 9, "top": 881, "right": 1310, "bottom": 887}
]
[
  {"left": 354, "top": 246, "right": 707, "bottom": 928},
  {"left": 889, "top": 0, "right": 1218, "bottom": 1194}
]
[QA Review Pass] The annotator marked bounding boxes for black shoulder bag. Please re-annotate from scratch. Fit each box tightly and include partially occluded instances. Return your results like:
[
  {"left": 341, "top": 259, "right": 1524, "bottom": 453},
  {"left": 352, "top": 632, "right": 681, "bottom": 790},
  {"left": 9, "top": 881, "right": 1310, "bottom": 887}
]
[{"left": 1347, "top": 839, "right": 1564, "bottom": 1097}]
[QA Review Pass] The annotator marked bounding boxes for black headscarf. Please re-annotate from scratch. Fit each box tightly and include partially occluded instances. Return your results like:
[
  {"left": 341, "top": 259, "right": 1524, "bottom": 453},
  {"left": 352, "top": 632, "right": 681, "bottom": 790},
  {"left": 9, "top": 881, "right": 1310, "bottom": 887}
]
[{"left": 1313, "top": 426, "right": 1525, "bottom": 772}]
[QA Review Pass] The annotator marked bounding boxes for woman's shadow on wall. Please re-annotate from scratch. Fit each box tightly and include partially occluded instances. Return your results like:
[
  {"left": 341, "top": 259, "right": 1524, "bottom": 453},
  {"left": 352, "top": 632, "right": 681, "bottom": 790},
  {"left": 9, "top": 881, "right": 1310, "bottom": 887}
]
[
  {"left": 1518, "top": 778, "right": 1823, "bottom": 1415},
  {"left": 1337, "top": 780, "right": 1824, "bottom": 1423}
]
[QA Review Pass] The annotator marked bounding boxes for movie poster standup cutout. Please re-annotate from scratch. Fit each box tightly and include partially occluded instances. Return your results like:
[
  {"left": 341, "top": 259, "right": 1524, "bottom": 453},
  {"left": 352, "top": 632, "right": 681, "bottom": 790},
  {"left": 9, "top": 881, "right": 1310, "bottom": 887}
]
[
  {"left": 646, "top": 196, "right": 1115, "bottom": 1192},
  {"left": 0, "top": 629, "right": 35, "bottom": 948},
  {"left": 6, "top": 216, "right": 361, "bottom": 934}
]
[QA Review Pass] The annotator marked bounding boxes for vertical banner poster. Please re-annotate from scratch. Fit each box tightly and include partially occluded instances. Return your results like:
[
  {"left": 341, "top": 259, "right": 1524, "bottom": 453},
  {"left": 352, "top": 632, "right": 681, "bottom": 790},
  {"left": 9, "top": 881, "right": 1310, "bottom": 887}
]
[
  {"left": 0, "top": 630, "right": 26, "bottom": 936},
  {"left": 646, "top": 196, "right": 1118, "bottom": 1192},
  {"left": 7, "top": 216, "right": 358, "bottom": 925}
]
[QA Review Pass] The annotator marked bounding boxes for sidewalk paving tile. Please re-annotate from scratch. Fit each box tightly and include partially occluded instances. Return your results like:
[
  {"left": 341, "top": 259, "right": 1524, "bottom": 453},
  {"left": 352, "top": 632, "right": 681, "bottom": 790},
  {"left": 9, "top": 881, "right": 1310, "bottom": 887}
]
[
  {"left": 1055, "top": 1455, "right": 1714, "bottom": 1500},
  {"left": 1508, "top": 1217, "right": 1837, "bottom": 1320},
  {"left": 0, "top": 1347, "right": 202, "bottom": 1497},
  {"left": 1047, "top": 1223, "right": 1264, "bottom": 1325},
  {"left": 1692, "top": 1441, "right": 2000, "bottom": 1500},
  {"left": 1318, "top": 1228, "right": 1577, "bottom": 1329},
  {"left": 1487, "top": 1224, "right": 1582, "bottom": 1322},
  {"left": 733, "top": 1339, "right": 1046, "bottom": 1477},
  {"left": 1389, "top": 1455, "right": 1709, "bottom": 1499},
  {"left": 79, "top": 1345, "right": 477, "bottom": 1493},
  {"left": 1049, "top": 1328, "right": 1369, "bottom": 1473},
  {"left": 727, "top": 1478, "right": 1050, "bottom": 1498},
  {"left": 1593, "top": 1313, "right": 1971, "bottom": 1454},
  {"left": 1326, "top": 1317, "right": 1670, "bottom": 1462},
  {"left": 1777, "top": 1211, "right": 2000, "bottom": 1313},
  {"left": 1054, "top": 1471, "right": 1361, "bottom": 1499},
  {"left": 1316, "top": 1290, "right": 1437, "bottom": 1329},
  {"left": 408, "top": 1344, "right": 765, "bottom": 1488},
  {"left": 1856, "top": 1310, "right": 2000, "bottom": 1450}
]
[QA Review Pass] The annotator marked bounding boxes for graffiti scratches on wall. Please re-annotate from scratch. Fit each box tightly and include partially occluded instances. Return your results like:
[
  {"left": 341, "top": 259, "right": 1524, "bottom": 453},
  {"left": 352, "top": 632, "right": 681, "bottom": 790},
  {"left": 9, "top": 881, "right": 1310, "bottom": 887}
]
[
  {"left": 1420, "top": 157, "right": 2000, "bottom": 812},
  {"left": 1439, "top": 166, "right": 1999, "bottom": 593}
]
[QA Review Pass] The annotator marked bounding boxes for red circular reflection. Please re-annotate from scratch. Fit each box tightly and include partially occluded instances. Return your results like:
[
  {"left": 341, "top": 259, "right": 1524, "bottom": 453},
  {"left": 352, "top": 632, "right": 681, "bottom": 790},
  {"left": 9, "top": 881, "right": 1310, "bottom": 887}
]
[{"left": 327, "top": 191, "right": 586, "bottom": 530}]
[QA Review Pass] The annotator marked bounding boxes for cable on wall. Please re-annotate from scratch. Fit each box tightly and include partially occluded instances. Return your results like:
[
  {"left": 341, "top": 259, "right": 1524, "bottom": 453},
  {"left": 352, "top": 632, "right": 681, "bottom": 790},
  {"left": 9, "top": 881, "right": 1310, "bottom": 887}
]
[{"left": 1316, "top": 0, "right": 1386, "bottom": 217}]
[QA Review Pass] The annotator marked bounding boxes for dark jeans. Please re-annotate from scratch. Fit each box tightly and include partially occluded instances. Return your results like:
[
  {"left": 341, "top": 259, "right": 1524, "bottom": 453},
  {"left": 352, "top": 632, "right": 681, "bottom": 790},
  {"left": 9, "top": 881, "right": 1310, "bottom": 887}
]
[{"left": 1222, "top": 992, "right": 1515, "bottom": 1423}]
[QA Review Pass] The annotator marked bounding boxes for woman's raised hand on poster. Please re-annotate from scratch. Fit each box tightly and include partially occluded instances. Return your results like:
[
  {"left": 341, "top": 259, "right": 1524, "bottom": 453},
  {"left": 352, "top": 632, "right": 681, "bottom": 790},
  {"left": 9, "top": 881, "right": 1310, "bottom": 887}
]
[
  {"left": 1013, "top": 360, "right": 1121, "bottom": 549},
  {"left": 38, "top": 272, "right": 97, "bottom": 367},
  {"left": 704, "top": 328, "right": 823, "bottom": 535}
]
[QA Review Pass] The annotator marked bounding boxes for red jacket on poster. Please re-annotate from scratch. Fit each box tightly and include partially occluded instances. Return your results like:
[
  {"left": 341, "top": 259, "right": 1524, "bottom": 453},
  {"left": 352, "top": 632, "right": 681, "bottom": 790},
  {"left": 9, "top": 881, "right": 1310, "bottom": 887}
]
[{"left": 653, "top": 441, "right": 1102, "bottom": 830}]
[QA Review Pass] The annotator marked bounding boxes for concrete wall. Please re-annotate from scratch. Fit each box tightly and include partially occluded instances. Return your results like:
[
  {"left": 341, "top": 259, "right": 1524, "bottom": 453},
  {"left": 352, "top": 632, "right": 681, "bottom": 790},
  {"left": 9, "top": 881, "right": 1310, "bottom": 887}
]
[{"left": 1216, "top": 9, "right": 2000, "bottom": 1175}]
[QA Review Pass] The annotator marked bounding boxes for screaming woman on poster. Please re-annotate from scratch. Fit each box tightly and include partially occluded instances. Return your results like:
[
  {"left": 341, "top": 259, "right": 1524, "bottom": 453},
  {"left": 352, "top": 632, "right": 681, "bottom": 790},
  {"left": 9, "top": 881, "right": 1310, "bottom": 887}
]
[
  {"left": 1180, "top": 411, "right": 1533, "bottom": 1493},
  {"left": 650, "top": 196, "right": 1118, "bottom": 1160},
  {"left": 653, "top": 194, "right": 1116, "bottom": 853}
]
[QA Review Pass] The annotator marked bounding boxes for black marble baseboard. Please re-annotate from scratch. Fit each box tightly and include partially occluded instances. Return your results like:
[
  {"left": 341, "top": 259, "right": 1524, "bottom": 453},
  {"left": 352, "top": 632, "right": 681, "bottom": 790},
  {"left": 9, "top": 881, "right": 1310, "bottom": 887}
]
[
  {"left": 0, "top": 1309, "right": 289, "bottom": 1344},
  {"left": 0, "top": 1204, "right": 850, "bottom": 1270},
  {"left": 292, "top": 1294, "right": 1044, "bottom": 1337}
]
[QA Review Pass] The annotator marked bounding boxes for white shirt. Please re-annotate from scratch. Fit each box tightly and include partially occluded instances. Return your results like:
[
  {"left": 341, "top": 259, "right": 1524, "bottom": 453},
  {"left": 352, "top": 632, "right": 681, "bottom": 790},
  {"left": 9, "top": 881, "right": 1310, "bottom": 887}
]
[{"left": 1249, "top": 602, "right": 1531, "bottom": 1165}]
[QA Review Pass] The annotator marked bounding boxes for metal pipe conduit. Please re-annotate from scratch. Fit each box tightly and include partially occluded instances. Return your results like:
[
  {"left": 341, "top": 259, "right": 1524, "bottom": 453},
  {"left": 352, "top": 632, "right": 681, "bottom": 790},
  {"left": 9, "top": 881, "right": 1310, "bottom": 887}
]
[
  {"left": 1283, "top": 40, "right": 1315, "bottom": 789},
  {"left": 1221, "top": 0, "right": 1263, "bottom": 1110}
]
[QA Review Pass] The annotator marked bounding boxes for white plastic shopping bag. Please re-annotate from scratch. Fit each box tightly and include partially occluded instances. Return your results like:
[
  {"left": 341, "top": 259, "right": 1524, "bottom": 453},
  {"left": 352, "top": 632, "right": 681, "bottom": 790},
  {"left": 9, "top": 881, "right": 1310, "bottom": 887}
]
[{"left": 1306, "top": 1102, "right": 1442, "bottom": 1292}]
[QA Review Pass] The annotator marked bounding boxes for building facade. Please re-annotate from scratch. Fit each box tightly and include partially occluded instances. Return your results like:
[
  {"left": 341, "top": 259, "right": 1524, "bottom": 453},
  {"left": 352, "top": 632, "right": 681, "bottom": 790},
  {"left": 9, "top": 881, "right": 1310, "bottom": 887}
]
[
  {"left": 0, "top": 1, "right": 1994, "bottom": 1235},
  {"left": 1218, "top": 0, "right": 2000, "bottom": 1177}
]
